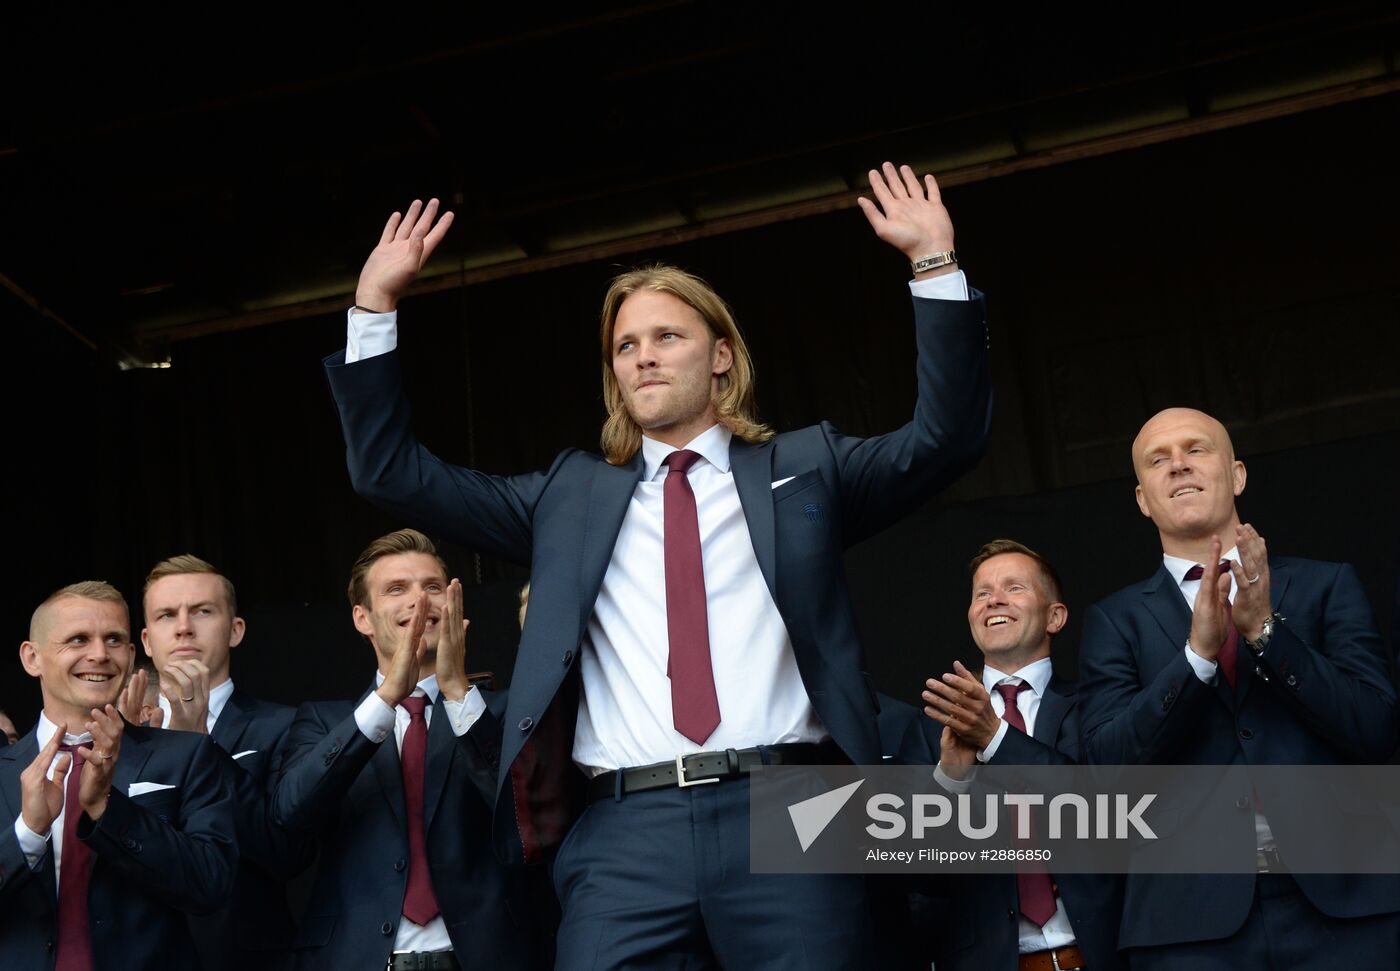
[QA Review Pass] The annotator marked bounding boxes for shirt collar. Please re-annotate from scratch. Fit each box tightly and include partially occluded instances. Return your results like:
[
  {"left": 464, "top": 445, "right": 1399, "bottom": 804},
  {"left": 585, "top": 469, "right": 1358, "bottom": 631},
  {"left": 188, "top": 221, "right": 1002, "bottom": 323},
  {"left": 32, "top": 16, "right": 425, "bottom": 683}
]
[
  {"left": 641, "top": 423, "right": 732, "bottom": 482},
  {"left": 37, "top": 710, "right": 92, "bottom": 748},
  {"left": 157, "top": 676, "right": 236, "bottom": 731},
  {"left": 982, "top": 656, "right": 1054, "bottom": 697},
  {"left": 373, "top": 671, "right": 441, "bottom": 705},
  {"left": 1163, "top": 547, "right": 1241, "bottom": 588}
]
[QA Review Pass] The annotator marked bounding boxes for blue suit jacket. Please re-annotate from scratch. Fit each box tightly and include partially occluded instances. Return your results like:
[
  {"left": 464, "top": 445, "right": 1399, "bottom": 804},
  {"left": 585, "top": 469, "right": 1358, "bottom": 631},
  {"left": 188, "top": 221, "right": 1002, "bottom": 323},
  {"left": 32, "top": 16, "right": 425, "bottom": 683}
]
[
  {"left": 1079, "top": 556, "right": 1400, "bottom": 949},
  {"left": 936, "top": 674, "right": 1125, "bottom": 971},
  {"left": 271, "top": 688, "right": 551, "bottom": 970},
  {"left": 325, "top": 292, "right": 991, "bottom": 862},
  {"left": 190, "top": 689, "right": 306, "bottom": 970},
  {"left": 0, "top": 724, "right": 238, "bottom": 970}
]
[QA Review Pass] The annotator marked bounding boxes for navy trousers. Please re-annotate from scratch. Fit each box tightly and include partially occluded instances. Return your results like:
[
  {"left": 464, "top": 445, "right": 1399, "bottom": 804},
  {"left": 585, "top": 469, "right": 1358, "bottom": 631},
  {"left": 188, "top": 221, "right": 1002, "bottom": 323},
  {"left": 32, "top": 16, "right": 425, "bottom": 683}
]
[
  {"left": 552, "top": 773, "right": 874, "bottom": 971},
  {"left": 1130, "top": 873, "right": 1400, "bottom": 970}
]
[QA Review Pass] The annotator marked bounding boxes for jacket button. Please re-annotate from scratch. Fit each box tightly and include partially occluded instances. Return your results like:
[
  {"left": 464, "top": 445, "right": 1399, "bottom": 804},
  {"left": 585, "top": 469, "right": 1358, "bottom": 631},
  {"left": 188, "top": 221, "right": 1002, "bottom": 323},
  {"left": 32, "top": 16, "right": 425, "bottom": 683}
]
[
  {"left": 1007, "top": 909, "right": 1016, "bottom": 920},
  {"left": 45, "top": 940, "right": 54, "bottom": 952},
  {"left": 394, "top": 858, "right": 406, "bottom": 872},
  {"left": 1285, "top": 674, "right": 1298, "bottom": 688},
  {"left": 1239, "top": 728, "right": 1254, "bottom": 741},
  {"left": 1235, "top": 796, "right": 1251, "bottom": 810},
  {"left": 562, "top": 650, "right": 574, "bottom": 666},
  {"left": 518, "top": 716, "right": 534, "bottom": 732},
  {"left": 381, "top": 921, "right": 394, "bottom": 935}
]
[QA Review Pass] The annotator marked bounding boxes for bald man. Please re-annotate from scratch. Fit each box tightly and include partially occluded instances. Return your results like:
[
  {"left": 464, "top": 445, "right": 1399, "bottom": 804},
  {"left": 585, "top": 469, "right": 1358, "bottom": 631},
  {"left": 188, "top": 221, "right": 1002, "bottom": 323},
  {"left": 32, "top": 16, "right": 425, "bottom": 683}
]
[{"left": 1078, "top": 407, "right": 1399, "bottom": 968}]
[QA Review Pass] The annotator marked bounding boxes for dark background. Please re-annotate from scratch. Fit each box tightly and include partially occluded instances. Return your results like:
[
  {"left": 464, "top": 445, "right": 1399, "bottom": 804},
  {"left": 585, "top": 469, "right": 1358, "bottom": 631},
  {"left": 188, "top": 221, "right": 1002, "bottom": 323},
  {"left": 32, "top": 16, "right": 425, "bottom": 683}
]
[{"left": 3, "top": 6, "right": 1398, "bottom": 728}]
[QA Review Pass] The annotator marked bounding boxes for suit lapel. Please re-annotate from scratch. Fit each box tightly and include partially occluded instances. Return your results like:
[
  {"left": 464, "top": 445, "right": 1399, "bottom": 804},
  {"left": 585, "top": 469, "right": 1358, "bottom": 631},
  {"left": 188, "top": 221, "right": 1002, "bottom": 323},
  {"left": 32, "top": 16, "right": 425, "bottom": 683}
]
[
  {"left": 210, "top": 689, "right": 251, "bottom": 754},
  {"left": 421, "top": 697, "right": 453, "bottom": 833},
  {"left": 730, "top": 439, "right": 778, "bottom": 603},
  {"left": 1033, "top": 676, "right": 1074, "bottom": 747},
  {"left": 367, "top": 689, "right": 408, "bottom": 831},
  {"left": 577, "top": 454, "right": 644, "bottom": 629},
  {"left": 1141, "top": 564, "right": 1237, "bottom": 710},
  {"left": 112, "top": 728, "right": 155, "bottom": 804}
]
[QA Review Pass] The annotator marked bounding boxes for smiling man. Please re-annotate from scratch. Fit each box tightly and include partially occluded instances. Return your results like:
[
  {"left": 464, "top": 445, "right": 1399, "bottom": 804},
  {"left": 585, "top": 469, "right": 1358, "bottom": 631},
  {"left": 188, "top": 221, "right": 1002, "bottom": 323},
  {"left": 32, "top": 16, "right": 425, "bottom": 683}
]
[
  {"left": 923, "top": 539, "right": 1123, "bottom": 971},
  {"left": 271, "top": 528, "right": 549, "bottom": 970},
  {"left": 1078, "top": 407, "right": 1400, "bottom": 968},
  {"left": 324, "top": 162, "right": 991, "bottom": 968},
  {"left": 0, "top": 580, "right": 236, "bottom": 969},
  {"left": 138, "top": 555, "right": 304, "bottom": 971}
]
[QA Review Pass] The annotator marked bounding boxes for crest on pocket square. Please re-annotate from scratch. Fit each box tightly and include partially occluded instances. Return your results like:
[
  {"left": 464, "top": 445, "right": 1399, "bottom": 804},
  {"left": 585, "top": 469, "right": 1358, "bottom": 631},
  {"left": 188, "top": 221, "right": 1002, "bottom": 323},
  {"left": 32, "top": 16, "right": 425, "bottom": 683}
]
[{"left": 803, "top": 503, "right": 824, "bottom": 524}]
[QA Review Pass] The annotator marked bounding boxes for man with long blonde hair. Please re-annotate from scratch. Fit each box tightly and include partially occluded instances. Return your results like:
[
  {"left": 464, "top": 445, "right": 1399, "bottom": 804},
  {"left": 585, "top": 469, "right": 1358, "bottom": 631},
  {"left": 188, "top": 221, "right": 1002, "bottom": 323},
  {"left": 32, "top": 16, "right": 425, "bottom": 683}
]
[{"left": 325, "top": 162, "right": 992, "bottom": 968}]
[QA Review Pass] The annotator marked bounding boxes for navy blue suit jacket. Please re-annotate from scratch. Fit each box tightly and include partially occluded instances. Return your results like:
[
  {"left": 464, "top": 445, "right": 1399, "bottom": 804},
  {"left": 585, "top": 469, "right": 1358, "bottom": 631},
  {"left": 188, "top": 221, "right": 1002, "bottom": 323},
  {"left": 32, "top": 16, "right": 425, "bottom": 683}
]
[
  {"left": 936, "top": 674, "right": 1124, "bottom": 971},
  {"left": 1079, "top": 556, "right": 1400, "bottom": 949},
  {"left": 271, "top": 688, "right": 550, "bottom": 970},
  {"left": 0, "top": 723, "right": 237, "bottom": 970},
  {"left": 324, "top": 292, "right": 991, "bottom": 863},
  {"left": 190, "top": 689, "right": 306, "bottom": 970}
]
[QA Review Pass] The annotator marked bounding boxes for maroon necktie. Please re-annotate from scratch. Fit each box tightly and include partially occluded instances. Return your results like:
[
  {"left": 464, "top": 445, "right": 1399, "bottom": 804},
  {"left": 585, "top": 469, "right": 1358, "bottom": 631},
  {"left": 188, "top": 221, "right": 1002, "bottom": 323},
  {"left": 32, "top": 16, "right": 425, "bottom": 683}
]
[
  {"left": 663, "top": 450, "right": 721, "bottom": 744},
  {"left": 398, "top": 696, "right": 440, "bottom": 925},
  {"left": 55, "top": 743, "right": 94, "bottom": 971},
  {"left": 994, "top": 683, "right": 1057, "bottom": 927},
  {"left": 1185, "top": 561, "right": 1238, "bottom": 687}
]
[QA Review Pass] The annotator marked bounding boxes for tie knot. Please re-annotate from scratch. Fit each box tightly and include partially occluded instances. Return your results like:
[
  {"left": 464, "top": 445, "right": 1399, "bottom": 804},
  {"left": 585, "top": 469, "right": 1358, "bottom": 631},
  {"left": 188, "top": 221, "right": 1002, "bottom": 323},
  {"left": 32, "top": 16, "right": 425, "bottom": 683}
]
[
  {"left": 401, "top": 695, "right": 429, "bottom": 719},
  {"left": 1184, "top": 561, "right": 1231, "bottom": 582},
  {"left": 994, "top": 681, "right": 1031, "bottom": 705},
  {"left": 665, "top": 449, "right": 701, "bottom": 475}
]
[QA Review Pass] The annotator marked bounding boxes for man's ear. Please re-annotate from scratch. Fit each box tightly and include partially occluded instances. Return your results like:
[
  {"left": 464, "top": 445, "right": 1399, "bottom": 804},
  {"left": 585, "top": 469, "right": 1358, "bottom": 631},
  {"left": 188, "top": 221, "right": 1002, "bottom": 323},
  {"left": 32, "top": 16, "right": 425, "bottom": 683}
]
[
  {"left": 352, "top": 604, "right": 375, "bottom": 639},
  {"left": 19, "top": 641, "right": 41, "bottom": 678},
  {"left": 712, "top": 337, "right": 733, "bottom": 377},
  {"left": 1134, "top": 483, "right": 1151, "bottom": 519},
  {"left": 1232, "top": 459, "right": 1247, "bottom": 497},
  {"left": 229, "top": 616, "right": 246, "bottom": 649},
  {"left": 1046, "top": 603, "right": 1069, "bottom": 636},
  {"left": 140, "top": 627, "right": 154, "bottom": 657}
]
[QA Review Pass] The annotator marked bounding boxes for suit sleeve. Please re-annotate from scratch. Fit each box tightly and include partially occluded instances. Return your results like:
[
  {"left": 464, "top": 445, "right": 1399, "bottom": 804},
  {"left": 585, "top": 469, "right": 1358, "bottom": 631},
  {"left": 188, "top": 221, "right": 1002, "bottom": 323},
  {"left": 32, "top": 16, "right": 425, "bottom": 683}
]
[
  {"left": 222, "top": 726, "right": 317, "bottom": 882},
  {"left": 271, "top": 704, "right": 383, "bottom": 834},
  {"left": 1252, "top": 562, "right": 1397, "bottom": 761},
  {"left": 823, "top": 292, "right": 992, "bottom": 547},
  {"left": 0, "top": 821, "right": 43, "bottom": 903},
  {"left": 1078, "top": 602, "right": 1216, "bottom": 765},
  {"left": 324, "top": 348, "right": 554, "bottom": 565},
  {"left": 77, "top": 736, "right": 237, "bottom": 914},
  {"left": 988, "top": 726, "right": 1076, "bottom": 767}
]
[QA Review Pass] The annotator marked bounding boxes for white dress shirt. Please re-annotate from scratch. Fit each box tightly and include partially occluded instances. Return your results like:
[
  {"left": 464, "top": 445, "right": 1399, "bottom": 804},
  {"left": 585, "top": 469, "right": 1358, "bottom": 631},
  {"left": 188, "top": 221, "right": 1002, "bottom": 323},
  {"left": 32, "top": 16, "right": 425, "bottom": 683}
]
[
  {"left": 344, "top": 272, "right": 969, "bottom": 774},
  {"left": 12, "top": 714, "right": 95, "bottom": 885},
  {"left": 351, "top": 673, "right": 484, "bottom": 952},
  {"left": 1165, "top": 548, "right": 1275, "bottom": 848},
  {"left": 158, "top": 676, "right": 236, "bottom": 733}
]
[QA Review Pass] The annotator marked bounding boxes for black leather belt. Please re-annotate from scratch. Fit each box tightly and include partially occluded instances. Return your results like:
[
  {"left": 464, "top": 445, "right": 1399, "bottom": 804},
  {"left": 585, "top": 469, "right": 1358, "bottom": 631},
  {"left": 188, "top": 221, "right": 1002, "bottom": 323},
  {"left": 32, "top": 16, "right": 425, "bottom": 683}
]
[
  {"left": 388, "top": 952, "right": 458, "bottom": 970},
  {"left": 588, "top": 740, "right": 844, "bottom": 801}
]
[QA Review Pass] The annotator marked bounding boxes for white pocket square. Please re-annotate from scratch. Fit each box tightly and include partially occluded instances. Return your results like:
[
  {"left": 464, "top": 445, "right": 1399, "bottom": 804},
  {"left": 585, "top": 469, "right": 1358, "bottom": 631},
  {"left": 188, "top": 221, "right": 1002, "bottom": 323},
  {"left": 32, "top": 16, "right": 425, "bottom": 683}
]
[
  {"left": 128, "top": 782, "right": 177, "bottom": 797},
  {"left": 770, "top": 476, "right": 795, "bottom": 490},
  {"left": 232, "top": 750, "right": 258, "bottom": 760}
]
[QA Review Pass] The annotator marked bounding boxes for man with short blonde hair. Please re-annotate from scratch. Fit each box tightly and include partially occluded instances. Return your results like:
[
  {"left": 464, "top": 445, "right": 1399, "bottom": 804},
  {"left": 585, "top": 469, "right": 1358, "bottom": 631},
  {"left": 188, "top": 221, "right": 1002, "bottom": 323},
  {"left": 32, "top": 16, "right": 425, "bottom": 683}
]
[{"left": 1, "top": 581, "right": 236, "bottom": 968}]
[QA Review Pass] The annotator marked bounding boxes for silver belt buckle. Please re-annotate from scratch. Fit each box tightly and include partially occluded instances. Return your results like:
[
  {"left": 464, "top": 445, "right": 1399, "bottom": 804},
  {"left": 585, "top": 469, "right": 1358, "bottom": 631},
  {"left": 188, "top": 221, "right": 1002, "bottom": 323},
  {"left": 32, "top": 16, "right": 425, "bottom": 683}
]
[{"left": 675, "top": 753, "right": 718, "bottom": 787}]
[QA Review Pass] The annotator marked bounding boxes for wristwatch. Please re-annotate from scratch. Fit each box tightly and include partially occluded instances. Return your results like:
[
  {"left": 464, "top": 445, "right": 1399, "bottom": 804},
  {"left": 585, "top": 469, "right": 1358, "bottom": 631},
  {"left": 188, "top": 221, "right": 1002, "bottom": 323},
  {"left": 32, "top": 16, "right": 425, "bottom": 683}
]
[{"left": 1244, "top": 613, "right": 1281, "bottom": 655}]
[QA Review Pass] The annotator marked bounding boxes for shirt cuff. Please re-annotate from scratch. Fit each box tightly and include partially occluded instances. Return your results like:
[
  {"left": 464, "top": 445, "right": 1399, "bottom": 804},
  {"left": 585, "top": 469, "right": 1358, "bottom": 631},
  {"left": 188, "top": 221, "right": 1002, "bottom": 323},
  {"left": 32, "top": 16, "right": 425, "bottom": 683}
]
[
  {"left": 354, "top": 693, "right": 396, "bottom": 743},
  {"left": 440, "top": 686, "right": 485, "bottom": 737},
  {"left": 13, "top": 814, "right": 50, "bottom": 869},
  {"left": 932, "top": 763, "right": 974, "bottom": 793},
  {"left": 976, "top": 720, "right": 1010, "bottom": 763},
  {"left": 345, "top": 308, "right": 399, "bottom": 364},
  {"left": 908, "top": 269, "right": 969, "bottom": 301},
  {"left": 1184, "top": 643, "right": 1219, "bottom": 684}
]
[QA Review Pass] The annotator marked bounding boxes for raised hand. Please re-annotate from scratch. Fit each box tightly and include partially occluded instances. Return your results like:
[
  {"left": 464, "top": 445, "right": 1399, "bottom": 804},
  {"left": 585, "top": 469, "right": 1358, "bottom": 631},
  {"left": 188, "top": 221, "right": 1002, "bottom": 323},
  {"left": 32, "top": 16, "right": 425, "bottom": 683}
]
[
  {"left": 78, "top": 705, "right": 124, "bottom": 820},
  {"left": 436, "top": 578, "right": 472, "bottom": 702},
  {"left": 118, "top": 667, "right": 150, "bottom": 726},
  {"left": 355, "top": 198, "right": 455, "bottom": 313},
  {"left": 161, "top": 659, "right": 211, "bottom": 733},
  {"left": 938, "top": 725, "right": 979, "bottom": 780},
  {"left": 923, "top": 660, "right": 1002, "bottom": 749},
  {"left": 20, "top": 726, "right": 73, "bottom": 835},
  {"left": 856, "top": 162, "right": 956, "bottom": 271},
  {"left": 1188, "top": 536, "right": 1233, "bottom": 662},
  {"left": 376, "top": 591, "right": 429, "bottom": 709},
  {"left": 1230, "top": 523, "right": 1272, "bottom": 642}
]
